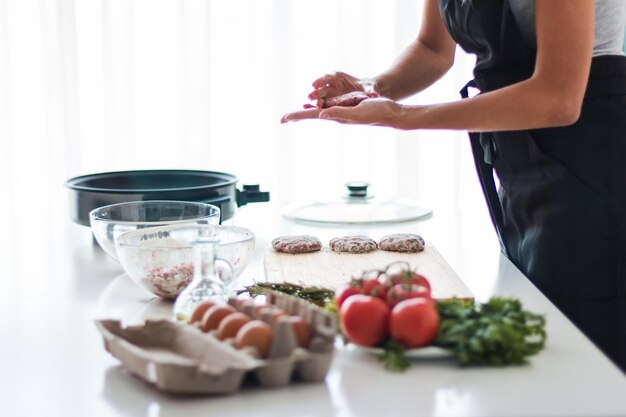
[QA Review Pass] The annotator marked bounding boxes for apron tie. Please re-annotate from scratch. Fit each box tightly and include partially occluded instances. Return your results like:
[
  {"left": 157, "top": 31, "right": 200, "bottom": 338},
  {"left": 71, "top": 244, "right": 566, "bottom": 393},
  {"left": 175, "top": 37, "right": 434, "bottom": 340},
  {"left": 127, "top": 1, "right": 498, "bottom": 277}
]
[{"left": 460, "top": 79, "right": 508, "bottom": 255}]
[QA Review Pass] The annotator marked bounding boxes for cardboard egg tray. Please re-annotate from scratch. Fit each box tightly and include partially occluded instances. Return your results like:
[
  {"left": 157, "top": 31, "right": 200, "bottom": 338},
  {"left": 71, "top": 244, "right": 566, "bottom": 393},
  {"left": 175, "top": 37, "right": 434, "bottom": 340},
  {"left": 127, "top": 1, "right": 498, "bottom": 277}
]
[{"left": 95, "top": 291, "right": 337, "bottom": 395}]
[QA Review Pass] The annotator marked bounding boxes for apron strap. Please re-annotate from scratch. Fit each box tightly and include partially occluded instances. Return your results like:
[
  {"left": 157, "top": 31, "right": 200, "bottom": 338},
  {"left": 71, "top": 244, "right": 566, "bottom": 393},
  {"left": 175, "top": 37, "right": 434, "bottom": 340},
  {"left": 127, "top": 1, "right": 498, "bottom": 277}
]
[
  {"left": 459, "top": 79, "right": 477, "bottom": 100},
  {"left": 460, "top": 80, "right": 508, "bottom": 254}
]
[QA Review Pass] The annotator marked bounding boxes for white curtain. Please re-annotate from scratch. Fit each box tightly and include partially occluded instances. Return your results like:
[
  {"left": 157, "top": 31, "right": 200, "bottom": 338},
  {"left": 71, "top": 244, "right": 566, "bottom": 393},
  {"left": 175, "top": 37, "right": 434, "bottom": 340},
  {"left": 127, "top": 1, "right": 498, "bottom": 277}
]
[{"left": 0, "top": 0, "right": 497, "bottom": 274}]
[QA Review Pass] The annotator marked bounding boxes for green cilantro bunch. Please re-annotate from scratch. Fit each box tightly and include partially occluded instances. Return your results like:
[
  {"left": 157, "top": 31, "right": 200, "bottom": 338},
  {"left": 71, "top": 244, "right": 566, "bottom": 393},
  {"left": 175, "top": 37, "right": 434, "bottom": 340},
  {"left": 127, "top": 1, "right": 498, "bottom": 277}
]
[{"left": 434, "top": 297, "right": 546, "bottom": 366}]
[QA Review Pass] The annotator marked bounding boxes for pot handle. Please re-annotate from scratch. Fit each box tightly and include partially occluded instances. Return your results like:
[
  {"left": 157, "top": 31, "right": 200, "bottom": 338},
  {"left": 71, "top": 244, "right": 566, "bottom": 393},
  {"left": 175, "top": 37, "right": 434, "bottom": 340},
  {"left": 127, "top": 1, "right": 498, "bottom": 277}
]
[{"left": 236, "top": 184, "right": 270, "bottom": 207}]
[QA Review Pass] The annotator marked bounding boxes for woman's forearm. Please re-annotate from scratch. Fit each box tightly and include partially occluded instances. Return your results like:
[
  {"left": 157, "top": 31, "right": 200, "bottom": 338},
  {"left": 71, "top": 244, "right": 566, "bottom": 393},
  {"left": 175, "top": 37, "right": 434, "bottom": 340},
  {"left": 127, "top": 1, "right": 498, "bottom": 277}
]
[
  {"left": 374, "top": 39, "right": 454, "bottom": 101},
  {"left": 396, "top": 77, "right": 583, "bottom": 132},
  {"left": 374, "top": 0, "right": 456, "bottom": 101},
  {"left": 394, "top": 0, "right": 594, "bottom": 132}
]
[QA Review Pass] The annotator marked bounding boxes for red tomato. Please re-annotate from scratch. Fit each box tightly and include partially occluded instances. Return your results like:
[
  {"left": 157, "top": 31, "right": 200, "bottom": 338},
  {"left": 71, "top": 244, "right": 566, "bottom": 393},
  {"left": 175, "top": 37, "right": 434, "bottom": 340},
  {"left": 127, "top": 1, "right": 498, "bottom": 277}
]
[
  {"left": 340, "top": 295, "right": 389, "bottom": 347},
  {"left": 335, "top": 284, "right": 362, "bottom": 308},
  {"left": 390, "top": 298, "right": 439, "bottom": 348},
  {"left": 387, "top": 270, "right": 432, "bottom": 291},
  {"left": 386, "top": 284, "right": 431, "bottom": 308},
  {"left": 368, "top": 284, "right": 389, "bottom": 301},
  {"left": 359, "top": 278, "right": 381, "bottom": 295}
]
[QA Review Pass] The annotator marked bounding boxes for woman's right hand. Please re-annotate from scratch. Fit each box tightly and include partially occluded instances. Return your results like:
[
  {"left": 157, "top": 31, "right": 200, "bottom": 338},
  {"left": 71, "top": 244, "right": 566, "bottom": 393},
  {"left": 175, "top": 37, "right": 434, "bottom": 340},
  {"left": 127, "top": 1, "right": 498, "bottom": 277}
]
[{"left": 307, "top": 71, "right": 378, "bottom": 102}]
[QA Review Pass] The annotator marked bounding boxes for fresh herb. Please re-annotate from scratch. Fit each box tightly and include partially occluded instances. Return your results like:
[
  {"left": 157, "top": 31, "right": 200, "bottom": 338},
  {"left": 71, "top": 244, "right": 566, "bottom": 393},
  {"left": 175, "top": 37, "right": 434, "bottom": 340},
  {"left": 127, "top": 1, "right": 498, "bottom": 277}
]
[
  {"left": 237, "top": 282, "right": 335, "bottom": 306},
  {"left": 379, "top": 340, "right": 410, "bottom": 372},
  {"left": 434, "top": 297, "right": 546, "bottom": 366},
  {"left": 324, "top": 298, "right": 338, "bottom": 316}
]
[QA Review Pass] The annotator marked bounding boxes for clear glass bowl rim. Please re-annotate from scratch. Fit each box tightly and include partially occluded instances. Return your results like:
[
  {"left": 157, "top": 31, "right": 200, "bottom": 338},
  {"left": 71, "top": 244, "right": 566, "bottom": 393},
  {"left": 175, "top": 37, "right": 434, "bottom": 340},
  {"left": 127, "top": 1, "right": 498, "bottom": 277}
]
[
  {"left": 115, "top": 223, "right": 255, "bottom": 250},
  {"left": 89, "top": 200, "right": 221, "bottom": 226}
]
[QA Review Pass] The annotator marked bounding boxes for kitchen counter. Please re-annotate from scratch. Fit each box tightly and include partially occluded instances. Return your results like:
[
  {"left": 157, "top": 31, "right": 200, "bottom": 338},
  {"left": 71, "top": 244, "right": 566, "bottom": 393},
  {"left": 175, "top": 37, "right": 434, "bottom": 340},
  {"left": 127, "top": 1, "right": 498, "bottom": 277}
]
[{"left": 1, "top": 200, "right": 625, "bottom": 417}]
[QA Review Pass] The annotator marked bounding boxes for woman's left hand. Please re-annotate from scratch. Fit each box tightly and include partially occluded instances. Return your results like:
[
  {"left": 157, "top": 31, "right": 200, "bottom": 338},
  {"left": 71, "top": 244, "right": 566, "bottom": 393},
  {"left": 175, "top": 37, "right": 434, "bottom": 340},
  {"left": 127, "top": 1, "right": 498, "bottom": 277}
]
[{"left": 281, "top": 98, "right": 405, "bottom": 128}]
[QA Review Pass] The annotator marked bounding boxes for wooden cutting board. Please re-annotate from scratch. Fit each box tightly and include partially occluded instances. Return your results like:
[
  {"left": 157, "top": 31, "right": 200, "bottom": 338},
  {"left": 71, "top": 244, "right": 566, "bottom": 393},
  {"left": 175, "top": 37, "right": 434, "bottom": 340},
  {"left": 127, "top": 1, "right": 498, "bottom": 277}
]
[{"left": 263, "top": 242, "right": 473, "bottom": 300}]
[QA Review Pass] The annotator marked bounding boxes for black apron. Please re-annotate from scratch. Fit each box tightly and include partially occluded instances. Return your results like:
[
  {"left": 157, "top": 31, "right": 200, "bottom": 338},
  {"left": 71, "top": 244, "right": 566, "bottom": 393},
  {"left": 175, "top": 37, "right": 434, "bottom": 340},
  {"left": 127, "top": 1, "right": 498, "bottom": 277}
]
[{"left": 439, "top": 0, "right": 626, "bottom": 371}]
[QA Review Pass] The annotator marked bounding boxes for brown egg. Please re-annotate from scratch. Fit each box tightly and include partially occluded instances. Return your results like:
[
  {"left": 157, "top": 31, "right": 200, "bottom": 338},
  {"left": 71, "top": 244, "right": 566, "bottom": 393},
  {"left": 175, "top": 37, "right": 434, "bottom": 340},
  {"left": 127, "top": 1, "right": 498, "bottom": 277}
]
[
  {"left": 270, "top": 309, "right": 288, "bottom": 322},
  {"left": 234, "top": 320, "right": 273, "bottom": 358},
  {"left": 217, "top": 312, "right": 251, "bottom": 340},
  {"left": 287, "top": 316, "right": 313, "bottom": 348},
  {"left": 188, "top": 300, "right": 217, "bottom": 324},
  {"left": 253, "top": 304, "right": 271, "bottom": 318},
  {"left": 201, "top": 305, "right": 236, "bottom": 333},
  {"left": 254, "top": 306, "right": 288, "bottom": 323}
]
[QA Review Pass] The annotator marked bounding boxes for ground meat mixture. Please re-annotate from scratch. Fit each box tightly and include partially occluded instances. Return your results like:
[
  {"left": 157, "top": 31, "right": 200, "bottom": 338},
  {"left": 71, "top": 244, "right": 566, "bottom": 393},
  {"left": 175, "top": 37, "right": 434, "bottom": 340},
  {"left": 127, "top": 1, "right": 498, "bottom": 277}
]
[
  {"left": 142, "top": 263, "right": 194, "bottom": 299},
  {"left": 378, "top": 233, "right": 425, "bottom": 253},
  {"left": 318, "top": 91, "right": 379, "bottom": 108},
  {"left": 329, "top": 235, "right": 377, "bottom": 254},
  {"left": 272, "top": 235, "right": 323, "bottom": 254}
]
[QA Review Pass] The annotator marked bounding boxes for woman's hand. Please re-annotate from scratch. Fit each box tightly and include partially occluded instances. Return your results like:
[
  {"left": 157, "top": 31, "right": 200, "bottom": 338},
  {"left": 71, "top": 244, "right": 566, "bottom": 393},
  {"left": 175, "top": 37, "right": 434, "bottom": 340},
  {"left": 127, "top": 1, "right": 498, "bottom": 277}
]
[
  {"left": 307, "top": 71, "right": 377, "bottom": 102},
  {"left": 279, "top": 71, "right": 379, "bottom": 123},
  {"left": 320, "top": 98, "right": 405, "bottom": 127},
  {"left": 282, "top": 98, "right": 407, "bottom": 128},
  {"left": 280, "top": 107, "right": 323, "bottom": 123}
]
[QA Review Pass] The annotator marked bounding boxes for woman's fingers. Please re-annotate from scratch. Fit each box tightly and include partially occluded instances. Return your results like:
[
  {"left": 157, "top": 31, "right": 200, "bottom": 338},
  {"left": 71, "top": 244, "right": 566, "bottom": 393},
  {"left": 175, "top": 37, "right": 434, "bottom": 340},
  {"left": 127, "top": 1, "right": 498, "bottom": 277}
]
[
  {"left": 319, "top": 107, "right": 354, "bottom": 122},
  {"left": 312, "top": 73, "right": 341, "bottom": 89},
  {"left": 282, "top": 97, "right": 397, "bottom": 125},
  {"left": 318, "top": 98, "right": 400, "bottom": 126},
  {"left": 280, "top": 107, "right": 323, "bottom": 123},
  {"left": 310, "top": 71, "right": 364, "bottom": 100},
  {"left": 280, "top": 105, "right": 359, "bottom": 124},
  {"left": 308, "top": 85, "right": 337, "bottom": 101},
  {"left": 280, "top": 106, "right": 356, "bottom": 125}
]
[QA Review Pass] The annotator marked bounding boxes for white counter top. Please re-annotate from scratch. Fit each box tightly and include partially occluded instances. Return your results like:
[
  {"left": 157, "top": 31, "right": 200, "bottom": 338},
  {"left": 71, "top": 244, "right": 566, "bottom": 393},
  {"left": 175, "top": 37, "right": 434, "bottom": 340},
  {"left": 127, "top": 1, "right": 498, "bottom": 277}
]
[{"left": 1, "top": 200, "right": 625, "bottom": 417}]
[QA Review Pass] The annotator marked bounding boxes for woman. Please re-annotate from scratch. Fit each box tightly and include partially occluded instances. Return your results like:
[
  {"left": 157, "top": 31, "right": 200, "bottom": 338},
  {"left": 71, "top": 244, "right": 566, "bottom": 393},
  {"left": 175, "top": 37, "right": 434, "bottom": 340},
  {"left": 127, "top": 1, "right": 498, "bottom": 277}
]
[{"left": 282, "top": 0, "right": 626, "bottom": 371}]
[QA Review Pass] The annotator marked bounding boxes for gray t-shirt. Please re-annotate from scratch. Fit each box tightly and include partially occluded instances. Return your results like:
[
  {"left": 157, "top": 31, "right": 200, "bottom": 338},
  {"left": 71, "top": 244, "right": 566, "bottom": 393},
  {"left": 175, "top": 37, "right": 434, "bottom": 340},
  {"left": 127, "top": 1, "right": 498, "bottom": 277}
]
[{"left": 509, "top": 0, "right": 626, "bottom": 56}]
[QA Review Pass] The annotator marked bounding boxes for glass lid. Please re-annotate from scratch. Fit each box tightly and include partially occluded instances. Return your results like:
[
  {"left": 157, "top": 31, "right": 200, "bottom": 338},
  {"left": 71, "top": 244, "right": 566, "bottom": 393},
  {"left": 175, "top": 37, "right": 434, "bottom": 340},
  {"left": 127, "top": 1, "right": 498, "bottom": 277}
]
[{"left": 281, "top": 182, "right": 433, "bottom": 225}]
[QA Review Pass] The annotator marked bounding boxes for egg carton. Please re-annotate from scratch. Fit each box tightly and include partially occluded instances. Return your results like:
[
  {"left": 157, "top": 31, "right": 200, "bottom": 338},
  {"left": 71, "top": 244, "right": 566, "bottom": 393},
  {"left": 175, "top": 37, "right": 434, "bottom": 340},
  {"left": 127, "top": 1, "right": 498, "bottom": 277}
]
[{"left": 95, "top": 291, "right": 337, "bottom": 394}]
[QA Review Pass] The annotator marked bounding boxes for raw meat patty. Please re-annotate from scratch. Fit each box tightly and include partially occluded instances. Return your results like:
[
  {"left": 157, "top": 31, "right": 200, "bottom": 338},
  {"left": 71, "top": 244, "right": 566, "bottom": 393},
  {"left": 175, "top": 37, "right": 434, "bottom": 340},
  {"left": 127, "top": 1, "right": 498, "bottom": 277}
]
[
  {"left": 272, "top": 235, "right": 322, "bottom": 254},
  {"left": 318, "top": 91, "right": 379, "bottom": 108},
  {"left": 329, "top": 235, "right": 377, "bottom": 254},
  {"left": 378, "top": 233, "right": 425, "bottom": 253}
]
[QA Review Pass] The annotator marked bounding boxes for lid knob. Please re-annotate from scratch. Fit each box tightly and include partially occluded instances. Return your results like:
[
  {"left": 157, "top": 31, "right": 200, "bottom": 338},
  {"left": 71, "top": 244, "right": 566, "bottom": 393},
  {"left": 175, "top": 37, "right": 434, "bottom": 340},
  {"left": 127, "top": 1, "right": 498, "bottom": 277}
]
[{"left": 345, "top": 182, "right": 370, "bottom": 198}]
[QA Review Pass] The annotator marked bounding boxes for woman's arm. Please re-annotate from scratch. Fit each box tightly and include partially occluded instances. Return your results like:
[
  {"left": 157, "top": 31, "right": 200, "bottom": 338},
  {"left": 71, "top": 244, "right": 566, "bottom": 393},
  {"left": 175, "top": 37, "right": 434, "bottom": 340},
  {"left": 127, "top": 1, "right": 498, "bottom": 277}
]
[
  {"left": 301, "top": 0, "right": 456, "bottom": 106},
  {"left": 373, "top": 0, "right": 457, "bottom": 101},
  {"left": 320, "top": 0, "right": 594, "bottom": 132}
]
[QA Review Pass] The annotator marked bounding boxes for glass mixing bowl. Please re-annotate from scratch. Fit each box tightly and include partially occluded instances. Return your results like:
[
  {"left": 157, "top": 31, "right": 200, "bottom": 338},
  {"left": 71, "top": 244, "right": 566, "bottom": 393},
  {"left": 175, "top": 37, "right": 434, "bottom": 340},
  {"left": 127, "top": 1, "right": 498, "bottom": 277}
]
[
  {"left": 89, "top": 200, "right": 221, "bottom": 261},
  {"left": 114, "top": 224, "right": 255, "bottom": 299}
]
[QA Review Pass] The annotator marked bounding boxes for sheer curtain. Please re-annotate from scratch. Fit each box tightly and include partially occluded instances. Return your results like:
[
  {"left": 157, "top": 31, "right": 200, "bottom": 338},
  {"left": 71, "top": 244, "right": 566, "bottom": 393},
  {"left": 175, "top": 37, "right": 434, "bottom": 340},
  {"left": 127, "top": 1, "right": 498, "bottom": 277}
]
[{"left": 0, "top": 0, "right": 497, "bottom": 281}]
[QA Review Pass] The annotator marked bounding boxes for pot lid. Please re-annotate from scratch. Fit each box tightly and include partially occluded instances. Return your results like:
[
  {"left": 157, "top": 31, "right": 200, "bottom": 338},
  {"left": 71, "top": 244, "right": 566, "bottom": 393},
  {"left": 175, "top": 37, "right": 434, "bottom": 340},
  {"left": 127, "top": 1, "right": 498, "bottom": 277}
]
[{"left": 281, "top": 182, "right": 433, "bottom": 225}]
